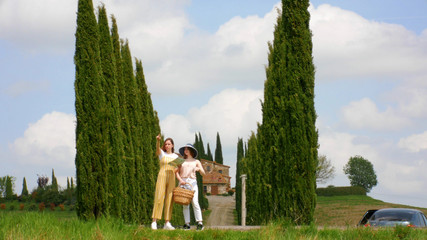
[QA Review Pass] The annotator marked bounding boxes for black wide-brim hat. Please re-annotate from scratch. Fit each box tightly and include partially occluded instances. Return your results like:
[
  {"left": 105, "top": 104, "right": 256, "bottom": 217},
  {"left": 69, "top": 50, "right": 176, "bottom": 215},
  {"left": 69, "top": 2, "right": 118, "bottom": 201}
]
[{"left": 179, "top": 144, "right": 198, "bottom": 158}]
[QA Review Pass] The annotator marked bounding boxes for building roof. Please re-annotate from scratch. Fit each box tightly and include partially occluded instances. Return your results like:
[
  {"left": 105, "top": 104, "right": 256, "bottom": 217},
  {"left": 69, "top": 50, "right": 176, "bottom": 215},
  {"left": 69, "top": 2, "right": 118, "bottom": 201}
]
[{"left": 200, "top": 159, "right": 230, "bottom": 168}]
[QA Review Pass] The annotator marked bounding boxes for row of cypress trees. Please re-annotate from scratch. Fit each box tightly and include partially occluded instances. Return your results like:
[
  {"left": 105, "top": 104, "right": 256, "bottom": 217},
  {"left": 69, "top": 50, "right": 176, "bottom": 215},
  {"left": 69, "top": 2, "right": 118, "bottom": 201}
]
[
  {"left": 193, "top": 132, "right": 224, "bottom": 164},
  {"left": 236, "top": 0, "right": 318, "bottom": 225},
  {"left": 74, "top": 0, "right": 159, "bottom": 223}
]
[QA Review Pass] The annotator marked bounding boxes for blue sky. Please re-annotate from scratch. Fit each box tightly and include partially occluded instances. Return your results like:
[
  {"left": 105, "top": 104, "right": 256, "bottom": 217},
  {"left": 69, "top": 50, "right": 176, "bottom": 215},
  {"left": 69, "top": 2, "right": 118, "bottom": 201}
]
[{"left": 1, "top": 0, "right": 427, "bottom": 208}]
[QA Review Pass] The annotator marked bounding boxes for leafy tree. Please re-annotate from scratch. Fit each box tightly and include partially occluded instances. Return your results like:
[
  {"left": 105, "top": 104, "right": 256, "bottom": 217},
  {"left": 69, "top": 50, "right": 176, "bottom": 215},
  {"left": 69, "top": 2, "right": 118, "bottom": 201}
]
[
  {"left": 316, "top": 155, "right": 335, "bottom": 184},
  {"left": 343, "top": 155, "right": 378, "bottom": 193},
  {"left": 21, "top": 177, "right": 29, "bottom": 197},
  {"left": 214, "top": 132, "right": 223, "bottom": 164},
  {"left": 37, "top": 175, "right": 49, "bottom": 189}
]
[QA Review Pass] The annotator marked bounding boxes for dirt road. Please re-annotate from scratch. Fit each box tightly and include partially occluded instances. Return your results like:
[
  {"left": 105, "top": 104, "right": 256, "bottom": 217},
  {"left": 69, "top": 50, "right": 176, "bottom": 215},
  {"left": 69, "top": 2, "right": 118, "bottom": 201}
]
[{"left": 206, "top": 195, "right": 235, "bottom": 226}]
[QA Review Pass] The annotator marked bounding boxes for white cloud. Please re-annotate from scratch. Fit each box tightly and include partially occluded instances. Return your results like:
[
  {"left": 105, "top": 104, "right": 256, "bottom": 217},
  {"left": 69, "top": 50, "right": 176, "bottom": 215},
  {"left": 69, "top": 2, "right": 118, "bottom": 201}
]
[
  {"left": 160, "top": 88, "right": 263, "bottom": 148},
  {"left": 0, "top": 0, "right": 77, "bottom": 54},
  {"left": 318, "top": 126, "right": 378, "bottom": 175},
  {"left": 10, "top": 111, "right": 76, "bottom": 168},
  {"left": 160, "top": 114, "right": 193, "bottom": 149},
  {"left": 340, "top": 98, "right": 410, "bottom": 131},
  {"left": 389, "top": 81, "right": 427, "bottom": 119},
  {"left": 146, "top": 5, "right": 278, "bottom": 94},
  {"left": 310, "top": 4, "right": 427, "bottom": 81},
  {"left": 398, "top": 131, "right": 427, "bottom": 152}
]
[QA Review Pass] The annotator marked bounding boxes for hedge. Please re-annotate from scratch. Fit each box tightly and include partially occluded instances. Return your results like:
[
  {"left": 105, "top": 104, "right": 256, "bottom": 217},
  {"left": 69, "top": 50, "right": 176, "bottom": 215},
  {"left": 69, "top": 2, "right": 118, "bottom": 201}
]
[{"left": 316, "top": 186, "right": 366, "bottom": 196}]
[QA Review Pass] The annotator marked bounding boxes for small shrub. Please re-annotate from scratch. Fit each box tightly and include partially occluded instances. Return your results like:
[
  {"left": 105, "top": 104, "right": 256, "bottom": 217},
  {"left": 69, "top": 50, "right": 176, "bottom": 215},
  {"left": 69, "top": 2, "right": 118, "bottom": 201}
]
[
  {"left": 206, "top": 193, "right": 211, "bottom": 196},
  {"left": 39, "top": 202, "right": 45, "bottom": 212},
  {"left": 50, "top": 203, "right": 56, "bottom": 211},
  {"left": 19, "top": 203, "right": 25, "bottom": 210},
  {"left": 9, "top": 205, "right": 16, "bottom": 210},
  {"left": 31, "top": 191, "right": 37, "bottom": 200},
  {"left": 59, "top": 204, "right": 65, "bottom": 211},
  {"left": 0, "top": 204, "right": 6, "bottom": 210},
  {"left": 394, "top": 225, "right": 412, "bottom": 239},
  {"left": 28, "top": 204, "right": 37, "bottom": 211}
]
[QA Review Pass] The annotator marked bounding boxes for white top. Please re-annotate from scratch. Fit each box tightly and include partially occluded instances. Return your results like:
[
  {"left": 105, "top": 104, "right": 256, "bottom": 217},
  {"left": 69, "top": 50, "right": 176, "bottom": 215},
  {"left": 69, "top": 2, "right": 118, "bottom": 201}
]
[
  {"left": 179, "top": 159, "right": 201, "bottom": 179},
  {"left": 159, "top": 149, "right": 178, "bottom": 160}
]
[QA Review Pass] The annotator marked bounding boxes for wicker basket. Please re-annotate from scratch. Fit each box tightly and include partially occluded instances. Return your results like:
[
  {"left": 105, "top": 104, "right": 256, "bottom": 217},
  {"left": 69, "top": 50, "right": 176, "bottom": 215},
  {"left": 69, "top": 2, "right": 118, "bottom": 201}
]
[{"left": 173, "top": 183, "right": 194, "bottom": 205}]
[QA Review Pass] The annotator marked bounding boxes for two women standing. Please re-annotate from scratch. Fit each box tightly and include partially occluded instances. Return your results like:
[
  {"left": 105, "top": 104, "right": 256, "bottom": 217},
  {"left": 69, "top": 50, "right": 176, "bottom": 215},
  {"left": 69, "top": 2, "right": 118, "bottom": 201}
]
[{"left": 151, "top": 134, "right": 205, "bottom": 230}]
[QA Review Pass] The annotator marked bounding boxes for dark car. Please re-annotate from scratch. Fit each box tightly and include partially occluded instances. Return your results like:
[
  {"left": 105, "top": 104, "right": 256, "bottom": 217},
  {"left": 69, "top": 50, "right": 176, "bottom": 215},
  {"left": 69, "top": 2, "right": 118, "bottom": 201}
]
[{"left": 358, "top": 208, "right": 427, "bottom": 227}]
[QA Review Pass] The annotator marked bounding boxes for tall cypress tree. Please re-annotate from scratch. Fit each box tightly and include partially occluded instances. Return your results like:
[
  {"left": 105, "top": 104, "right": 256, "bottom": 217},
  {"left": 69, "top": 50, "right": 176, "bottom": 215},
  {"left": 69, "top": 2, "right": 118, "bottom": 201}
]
[
  {"left": 197, "top": 132, "right": 206, "bottom": 159},
  {"left": 111, "top": 15, "right": 136, "bottom": 222},
  {"left": 244, "top": 132, "right": 267, "bottom": 224},
  {"left": 206, "top": 143, "right": 213, "bottom": 161},
  {"left": 235, "top": 138, "right": 244, "bottom": 224},
  {"left": 5, "top": 176, "right": 14, "bottom": 200},
  {"left": 97, "top": 5, "right": 126, "bottom": 219},
  {"left": 21, "top": 177, "right": 29, "bottom": 197},
  {"left": 51, "top": 169, "right": 58, "bottom": 192},
  {"left": 135, "top": 58, "right": 157, "bottom": 221},
  {"left": 214, "top": 132, "right": 223, "bottom": 164},
  {"left": 121, "top": 40, "right": 146, "bottom": 222},
  {"left": 75, "top": 0, "right": 108, "bottom": 220},
  {"left": 257, "top": 0, "right": 317, "bottom": 224}
]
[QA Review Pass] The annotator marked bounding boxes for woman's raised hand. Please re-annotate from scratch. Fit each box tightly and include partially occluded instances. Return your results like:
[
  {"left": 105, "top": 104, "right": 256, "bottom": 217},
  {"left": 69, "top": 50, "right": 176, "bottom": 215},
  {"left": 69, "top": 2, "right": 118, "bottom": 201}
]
[{"left": 156, "top": 134, "right": 161, "bottom": 141}]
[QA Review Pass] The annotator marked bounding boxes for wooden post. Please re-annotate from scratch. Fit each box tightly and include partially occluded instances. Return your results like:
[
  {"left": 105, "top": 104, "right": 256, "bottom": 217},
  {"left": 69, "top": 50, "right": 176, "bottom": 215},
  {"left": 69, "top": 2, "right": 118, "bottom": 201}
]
[{"left": 241, "top": 174, "right": 247, "bottom": 226}]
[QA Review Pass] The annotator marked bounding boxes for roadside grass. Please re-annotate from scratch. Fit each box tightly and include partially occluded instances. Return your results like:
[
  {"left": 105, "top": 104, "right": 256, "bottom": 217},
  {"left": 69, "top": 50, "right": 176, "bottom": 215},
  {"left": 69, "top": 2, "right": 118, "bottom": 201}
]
[
  {"left": 2, "top": 212, "right": 427, "bottom": 239},
  {"left": 1, "top": 195, "right": 427, "bottom": 239}
]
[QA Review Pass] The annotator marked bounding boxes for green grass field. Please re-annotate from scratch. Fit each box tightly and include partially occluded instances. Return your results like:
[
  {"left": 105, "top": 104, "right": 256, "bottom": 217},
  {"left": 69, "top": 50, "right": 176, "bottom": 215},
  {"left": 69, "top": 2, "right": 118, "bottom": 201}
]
[{"left": 1, "top": 196, "right": 427, "bottom": 239}]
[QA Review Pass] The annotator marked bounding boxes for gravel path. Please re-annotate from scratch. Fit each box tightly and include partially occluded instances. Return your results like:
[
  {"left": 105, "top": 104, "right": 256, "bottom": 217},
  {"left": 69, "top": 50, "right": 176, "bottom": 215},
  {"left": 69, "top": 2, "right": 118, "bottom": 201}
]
[{"left": 206, "top": 195, "right": 235, "bottom": 226}]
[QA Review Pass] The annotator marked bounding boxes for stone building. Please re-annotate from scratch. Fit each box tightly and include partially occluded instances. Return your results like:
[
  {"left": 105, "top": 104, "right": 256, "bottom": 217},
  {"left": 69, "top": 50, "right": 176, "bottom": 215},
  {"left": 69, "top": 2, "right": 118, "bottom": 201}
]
[{"left": 200, "top": 159, "right": 231, "bottom": 195}]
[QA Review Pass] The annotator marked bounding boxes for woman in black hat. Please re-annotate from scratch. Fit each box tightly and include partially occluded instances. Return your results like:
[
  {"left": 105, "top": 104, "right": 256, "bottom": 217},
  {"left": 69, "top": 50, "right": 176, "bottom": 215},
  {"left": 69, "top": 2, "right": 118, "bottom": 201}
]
[{"left": 176, "top": 143, "right": 206, "bottom": 230}]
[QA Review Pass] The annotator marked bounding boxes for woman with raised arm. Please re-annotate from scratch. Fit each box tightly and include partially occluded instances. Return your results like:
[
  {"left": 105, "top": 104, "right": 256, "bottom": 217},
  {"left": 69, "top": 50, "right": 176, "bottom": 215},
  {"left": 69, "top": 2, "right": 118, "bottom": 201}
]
[{"left": 151, "top": 134, "right": 178, "bottom": 230}]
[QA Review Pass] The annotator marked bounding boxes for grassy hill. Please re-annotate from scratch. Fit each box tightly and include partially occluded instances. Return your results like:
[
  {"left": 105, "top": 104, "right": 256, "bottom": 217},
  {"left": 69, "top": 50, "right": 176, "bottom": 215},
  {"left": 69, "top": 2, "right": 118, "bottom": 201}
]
[{"left": 314, "top": 195, "right": 427, "bottom": 227}]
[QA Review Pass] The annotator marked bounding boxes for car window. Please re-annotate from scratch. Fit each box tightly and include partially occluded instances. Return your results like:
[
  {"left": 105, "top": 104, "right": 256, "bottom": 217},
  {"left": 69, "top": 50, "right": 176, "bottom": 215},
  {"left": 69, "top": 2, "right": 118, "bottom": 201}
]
[{"left": 371, "top": 211, "right": 415, "bottom": 222}]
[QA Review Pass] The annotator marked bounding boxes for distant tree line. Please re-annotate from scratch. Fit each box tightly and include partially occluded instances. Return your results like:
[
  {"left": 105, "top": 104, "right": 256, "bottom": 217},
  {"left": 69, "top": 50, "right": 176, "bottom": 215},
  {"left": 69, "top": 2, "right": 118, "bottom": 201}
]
[
  {"left": 0, "top": 170, "right": 76, "bottom": 206},
  {"left": 74, "top": 0, "right": 160, "bottom": 223}
]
